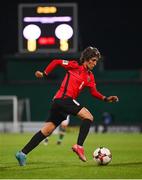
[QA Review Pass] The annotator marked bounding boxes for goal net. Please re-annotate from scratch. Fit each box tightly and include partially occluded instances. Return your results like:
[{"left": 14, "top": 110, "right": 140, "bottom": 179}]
[{"left": 0, "top": 96, "right": 31, "bottom": 133}]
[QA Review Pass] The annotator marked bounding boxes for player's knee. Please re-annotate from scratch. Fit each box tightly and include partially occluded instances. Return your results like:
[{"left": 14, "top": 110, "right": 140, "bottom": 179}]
[
  {"left": 88, "top": 115, "right": 94, "bottom": 122},
  {"left": 41, "top": 122, "right": 56, "bottom": 136},
  {"left": 78, "top": 107, "right": 94, "bottom": 121},
  {"left": 85, "top": 112, "right": 94, "bottom": 121},
  {"left": 41, "top": 130, "right": 51, "bottom": 137},
  {"left": 82, "top": 114, "right": 94, "bottom": 122},
  {"left": 61, "top": 122, "right": 68, "bottom": 128},
  {"left": 61, "top": 124, "right": 67, "bottom": 129}
]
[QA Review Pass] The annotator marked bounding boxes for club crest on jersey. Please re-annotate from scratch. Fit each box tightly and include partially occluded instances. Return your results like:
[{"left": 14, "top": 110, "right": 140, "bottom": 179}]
[
  {"left": 87, "top": 76, "right": 91, "bottom": 82},
  {"left": 62, "top": 60, "right": 69, "bottom": 65}
]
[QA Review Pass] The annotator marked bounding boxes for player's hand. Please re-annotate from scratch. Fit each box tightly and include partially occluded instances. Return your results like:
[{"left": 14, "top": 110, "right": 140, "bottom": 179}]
[
  {"left": 104, "top": 96, "right": 119, "bottom": 103},
  {"left": 35, "top": 71, "right": 44, "bottom": 78}
]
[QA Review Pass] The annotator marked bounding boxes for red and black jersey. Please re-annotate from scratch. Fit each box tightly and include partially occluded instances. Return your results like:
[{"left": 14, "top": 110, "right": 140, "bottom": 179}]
[{"left": 44, "top": 59, "right": 104, "bottom": 100}]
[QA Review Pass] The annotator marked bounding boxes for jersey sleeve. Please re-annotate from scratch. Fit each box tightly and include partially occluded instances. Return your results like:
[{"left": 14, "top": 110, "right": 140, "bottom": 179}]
[
  {"left": 44, "top": 59, "right": 78, "bottom": 75},
  {"left": 88, "top": 74, "right": 105, "bottom": 100}
]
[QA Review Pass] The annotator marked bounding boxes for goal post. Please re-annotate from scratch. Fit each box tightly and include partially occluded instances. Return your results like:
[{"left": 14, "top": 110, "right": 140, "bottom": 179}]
[{"left": 0, "top": 96, "right": 18, "bottom": 132}]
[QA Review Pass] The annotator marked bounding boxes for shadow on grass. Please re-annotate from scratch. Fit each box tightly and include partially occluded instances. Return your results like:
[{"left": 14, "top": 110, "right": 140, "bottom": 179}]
[
  {"left": 109, "top": 161, "right": 142, "bottom": 167},
  {"left": 0, "top": 161, "right": 82, "bottom": 171},
  {"left": 1, "top": 161, "right": 142, "bottom": 171},
  {"left": 87, "top": 161, "right": 142, "bottom": 167}
]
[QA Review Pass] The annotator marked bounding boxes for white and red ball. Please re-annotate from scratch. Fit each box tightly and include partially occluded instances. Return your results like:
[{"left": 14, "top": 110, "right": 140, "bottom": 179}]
[{"left": 93, "top": 147, "right": 112, "bottom": 165}]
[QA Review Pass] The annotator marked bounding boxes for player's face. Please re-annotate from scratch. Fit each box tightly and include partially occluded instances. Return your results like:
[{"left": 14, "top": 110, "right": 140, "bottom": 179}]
[{"left": 87, "top": 57, "right": 98, "bottom": 70}]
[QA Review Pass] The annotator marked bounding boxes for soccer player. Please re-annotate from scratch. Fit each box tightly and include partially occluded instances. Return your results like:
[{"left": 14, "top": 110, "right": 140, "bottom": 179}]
[
  {"left": 15, "top": 46, "right": 119, "bottom": 166},
  {"left": 43, "top": 115, "right": 70, "bottom": 145}
]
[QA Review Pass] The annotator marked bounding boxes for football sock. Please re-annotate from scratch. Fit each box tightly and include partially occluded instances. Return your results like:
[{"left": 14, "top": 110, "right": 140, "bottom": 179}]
[
  {"left": 22, "top": 130, "right": 46, "bottom": 154},
  {"left": 77, "top": 119, "right": 92, "bottom": 146},
  {"left": 58, "top": 127, "right": 66, "bottom": 141}
]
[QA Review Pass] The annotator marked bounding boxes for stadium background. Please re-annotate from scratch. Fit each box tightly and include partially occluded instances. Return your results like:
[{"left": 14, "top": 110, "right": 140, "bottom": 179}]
[{"left": 0, "top": 0, "right": 142, "bottom": 129}]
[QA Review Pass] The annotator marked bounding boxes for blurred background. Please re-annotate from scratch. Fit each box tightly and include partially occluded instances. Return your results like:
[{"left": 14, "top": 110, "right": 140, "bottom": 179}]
[{"left": 0, "top": 0, "right": 142, "bottom": 133}]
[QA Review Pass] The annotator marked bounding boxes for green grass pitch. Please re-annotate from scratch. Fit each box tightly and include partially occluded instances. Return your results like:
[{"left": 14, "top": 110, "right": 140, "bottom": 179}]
[{"left": 0, "top": 130, "right": 142, "bottom": 179}]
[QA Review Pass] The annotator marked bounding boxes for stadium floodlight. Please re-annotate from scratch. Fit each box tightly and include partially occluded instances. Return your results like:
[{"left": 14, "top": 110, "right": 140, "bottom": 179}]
[
  {"left": 55, "top": 24, "right": 73, "bottom": 51},
  {"left": 0, "top": 96, "right": 18, "bottom": 132},
  {"left": 23, "top": 24, "right": 41, "bottom": 52}
]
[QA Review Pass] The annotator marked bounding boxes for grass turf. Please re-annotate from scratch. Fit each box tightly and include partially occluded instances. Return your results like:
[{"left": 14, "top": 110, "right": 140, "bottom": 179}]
[{"left": 0, "top": 131, "right": 142, "bottom": 179}]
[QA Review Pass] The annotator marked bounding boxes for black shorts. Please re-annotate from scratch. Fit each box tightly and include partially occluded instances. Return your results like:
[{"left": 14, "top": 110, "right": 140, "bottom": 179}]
[{"left": 46, "top": 98, "right": 83, "bottom": 126}]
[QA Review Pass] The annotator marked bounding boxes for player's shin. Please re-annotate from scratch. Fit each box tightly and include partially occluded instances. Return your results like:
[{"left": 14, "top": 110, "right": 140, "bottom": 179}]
[
  {"left": 21, "top": 130, "right": 46, "bottom": 154},
  {"left": 77, "top": 119, "right": 92, "bottom": 146}
]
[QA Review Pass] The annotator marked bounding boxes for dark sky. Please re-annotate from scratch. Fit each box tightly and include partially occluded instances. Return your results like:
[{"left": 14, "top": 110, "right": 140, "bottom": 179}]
[{"left": 0, "top": 0, "right": 142, "bottom": 70}]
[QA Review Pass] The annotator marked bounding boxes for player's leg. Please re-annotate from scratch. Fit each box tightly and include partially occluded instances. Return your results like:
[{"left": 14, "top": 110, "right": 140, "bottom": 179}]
[
  {"left": 72, "top": 107, "right": 93, "bottom": 162},
  {"left": 15, "top": 122, "right": 56, "bottom": 166},
  {"left": 56, "top": 98, "right": 93, "bottom": 162},
  {"left": 22, "top": 122, "right": 56, "bottom": 154},
  {"left": 43, "top": 123, "right": 56, "bottom": 146},
  {"left": 77, "top": 107, "right": 93, "bottom": 145},
  {"left": 57, "top": 115, "right": 70, "bottom": 145},
  {"left": 15, "top": 100, "right": 66, "bottom": 166}
]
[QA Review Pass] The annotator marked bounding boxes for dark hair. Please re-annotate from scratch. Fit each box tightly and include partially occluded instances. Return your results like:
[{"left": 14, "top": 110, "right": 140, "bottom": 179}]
[{"left": 79, "top": 46, "right": 101, "bottom": 64}]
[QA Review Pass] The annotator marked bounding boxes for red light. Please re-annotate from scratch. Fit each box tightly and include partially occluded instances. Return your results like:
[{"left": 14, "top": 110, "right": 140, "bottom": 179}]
[{"left": 38, "top": 37, "right": 55, "bottom": 45}]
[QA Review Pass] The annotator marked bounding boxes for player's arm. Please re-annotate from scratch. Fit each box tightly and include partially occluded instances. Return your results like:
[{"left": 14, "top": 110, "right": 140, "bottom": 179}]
[
  {"left": 35, "top": 59, "right": 78, "bottom": 78},
  {"left": 35, "top": 71, "right": 44, "bottom": 78},
  {"left": 35, "top": 59, "right": 62, "bottom": 79},
  {"left": 89, "top": 75, "right": 119, "bottom": 103},
  {"left": 89, "top": 86, "right": 119, "bottom": 103},
  {"left": 103, "top": 96, "right": 119, "bottom": 103},
  {"left": 89, "top": 85, "right": 105, "bottom": 100}
]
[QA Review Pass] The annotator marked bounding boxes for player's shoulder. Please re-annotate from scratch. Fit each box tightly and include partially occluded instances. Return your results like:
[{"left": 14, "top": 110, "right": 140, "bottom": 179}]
[
  {"left": 63, "top": 59, "right": 79, "bottom": 67},
  {"left": 69, "top": 60, "right": 79, "bottom": 64}
]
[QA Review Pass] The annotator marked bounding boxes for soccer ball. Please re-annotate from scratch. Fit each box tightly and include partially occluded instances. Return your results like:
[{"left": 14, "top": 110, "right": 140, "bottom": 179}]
[{"left": 93, "top": 147, "right": 112, "bottom": 165}]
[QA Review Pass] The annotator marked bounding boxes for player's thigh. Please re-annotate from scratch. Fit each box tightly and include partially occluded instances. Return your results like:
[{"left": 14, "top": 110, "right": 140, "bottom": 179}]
[
  {"left": 77, "top": 107, "right": 94, "bottom": 121},
  {"left": 47, "top": 100, "right": 68, "bottom": 127}
]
